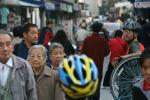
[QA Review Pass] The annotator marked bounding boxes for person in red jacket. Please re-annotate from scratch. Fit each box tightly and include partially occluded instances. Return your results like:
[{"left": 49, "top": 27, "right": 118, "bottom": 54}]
[
  {"left": 38, "top": 21, "right": 53, "bottom": 48},
  {"left": 109, "top": 30, "right": 129, "bottom": 64},
  {"left": 103, "top": 30, "right": 129, "bottom": 86},
  {"left": 81, "top": 21, "right": 110, "bottom": 100}
]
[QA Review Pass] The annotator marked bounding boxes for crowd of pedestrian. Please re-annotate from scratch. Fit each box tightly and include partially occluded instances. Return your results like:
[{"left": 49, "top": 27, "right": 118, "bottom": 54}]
[{"left": 0, "top": 15, "right": 150, "bottom": 100}]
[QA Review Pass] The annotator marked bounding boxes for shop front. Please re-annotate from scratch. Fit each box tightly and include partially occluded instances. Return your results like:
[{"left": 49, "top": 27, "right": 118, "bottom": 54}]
[
  {"left": 0, "top": 0, "right": 43, "bottom": 31},
  {"left": 134, "top": 0, "right": 150, "bottom": 20}
]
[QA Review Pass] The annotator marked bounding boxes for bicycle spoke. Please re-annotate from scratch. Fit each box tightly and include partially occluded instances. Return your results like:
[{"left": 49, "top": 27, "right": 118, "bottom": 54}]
[
  {"left": 131, "top": 63, "right": 137, "bottom": 76},
  {"left": 130, "top": 59, "right": 140, "bottom": 76},
  {"left": 118, "top": 77, "right": 132, "bottom": 82},
  {"left": 110, "top": 57, "right": 142, "bottom": 99},
  {"left": 117, "top": 79, "right": 133, "bottom": 85},
  {"left": 119, "top": 70, "right": 133, "bottom": 79},
  {"left": 123, "top": 64, "right": 135, "bottom": 76},
  {"left": 133, "top": 64, "right": 138, "bottom": 75},
  {"left": 119, "top": 86, "right": 133, "bottom": 97},
  {"left": 117, "top": 82, "right": 132, "bottom": 88}
]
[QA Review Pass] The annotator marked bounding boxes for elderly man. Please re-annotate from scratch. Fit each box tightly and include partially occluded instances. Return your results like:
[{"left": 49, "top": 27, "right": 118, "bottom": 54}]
[{"left": 0, "top": 30, "right": 37, "bottom": 100}]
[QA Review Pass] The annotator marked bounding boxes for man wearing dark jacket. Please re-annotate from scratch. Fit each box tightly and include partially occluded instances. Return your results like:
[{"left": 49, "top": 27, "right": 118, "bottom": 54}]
[{"left": 13, "top": 23, "right": 38, "bottom": 59}]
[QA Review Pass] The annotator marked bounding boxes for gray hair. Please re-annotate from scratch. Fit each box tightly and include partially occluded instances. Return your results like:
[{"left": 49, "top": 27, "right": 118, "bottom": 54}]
[
  {"left": 0, "top": 30, "right": 14, "bottom": 41},
  {"left": 48, "top": 42, "right": 64, "bottom": 55},
  {"left": 28, "top": 45, "right": 47, "bottom": 60}
]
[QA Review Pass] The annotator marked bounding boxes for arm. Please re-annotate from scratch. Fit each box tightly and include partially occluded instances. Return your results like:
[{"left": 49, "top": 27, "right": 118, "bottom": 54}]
[
  {"left": 25, "top": 62, "right": 38, "bottom": 100},
  {"left": 121, "top": 52, "right": 141, "bottom": 59},
  {"left": 112, "top": 52, "right": 141, "bottom": 67}
]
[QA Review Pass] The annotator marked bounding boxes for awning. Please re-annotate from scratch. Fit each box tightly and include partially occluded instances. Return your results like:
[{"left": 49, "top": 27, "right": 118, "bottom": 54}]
[
  {"left": 0, "top": 0, "right": 40, "bottom": 7},
  {"left": 60, "top": 3, "right": 73, "bottom": 13},
  {"left": 19, "top": 1, "right": 40, "bottom": 7},
  {"left": 20, "top": 0, "right": 45, "bottom": 8}
]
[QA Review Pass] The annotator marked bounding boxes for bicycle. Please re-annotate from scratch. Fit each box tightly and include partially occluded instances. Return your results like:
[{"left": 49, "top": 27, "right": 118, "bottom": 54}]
[{"left": 110, "top": 55, "right": 143, "bottom": 100}]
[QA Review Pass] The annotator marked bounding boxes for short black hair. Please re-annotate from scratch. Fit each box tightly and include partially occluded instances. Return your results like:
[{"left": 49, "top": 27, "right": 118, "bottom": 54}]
[
  {"left": 91, "top": 22, "right": 103, "bottom": 33},
  {"left": 23, "top": 23, "right": 37, "bottom": 33},
  {"left": 13, "top": 26, "right": 23, "bottom": 38},
  {"left": 140, "top": 47, "right": 150, "bottom": 67},
  {"left": 114, "top": 30, "right": 123, "bottom": 37},
  {"left": 47, "top": 21, "right": 53, "bottom": 26}
]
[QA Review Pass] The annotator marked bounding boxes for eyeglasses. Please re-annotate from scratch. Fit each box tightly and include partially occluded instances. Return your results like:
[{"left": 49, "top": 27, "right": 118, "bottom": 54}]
[{"left": 28, "top": 32, "right": 38, "bottom": 35}]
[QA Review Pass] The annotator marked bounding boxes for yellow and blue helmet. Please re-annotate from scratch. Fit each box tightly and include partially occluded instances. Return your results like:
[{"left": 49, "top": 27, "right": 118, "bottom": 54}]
[{"left": 58, "top": 55, "right": 99, "bottom": 99}]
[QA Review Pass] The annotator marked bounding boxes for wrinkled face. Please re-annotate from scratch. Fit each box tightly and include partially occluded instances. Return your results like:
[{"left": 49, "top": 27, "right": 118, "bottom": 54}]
[
  {"left": 123, "top": 30, "right": 134, "bottom": 42},
  {"left": 0, "top": 34, "right": 13, "bottom": 63},
  {"left": 29, "top": 48, "right": 46, "bottom": 69},
  {"left": 142, "top": 58, "right": 150, "bottom": 83},
  {"left": 50, "top": 48, "right": 64, "bottom": 67},
  {"left": 24, "top": 27, "right": 38, "bottom": 45}
]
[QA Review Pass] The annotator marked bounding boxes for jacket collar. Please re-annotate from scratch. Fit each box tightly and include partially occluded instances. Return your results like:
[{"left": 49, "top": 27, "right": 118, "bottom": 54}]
[
  {"left": 37, "top": 66, "right": 52, "bottom": 82},
  {"left": 42, "top": 66, "right": 52, "bottom": 76},
  {"left": 0, "top": 56, "right": 13, "bottom": 67},
  {"left": 12, "top": 55, "right": 25, "bottom": 69}
]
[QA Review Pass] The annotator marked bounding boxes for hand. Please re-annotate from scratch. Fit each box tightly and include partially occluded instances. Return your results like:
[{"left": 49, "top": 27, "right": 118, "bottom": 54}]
[{"left": 112, "top": 57, "right": 120, "bottom": 67}]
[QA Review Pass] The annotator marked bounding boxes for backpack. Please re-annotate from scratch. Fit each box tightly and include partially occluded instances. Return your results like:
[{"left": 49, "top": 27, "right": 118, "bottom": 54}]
[{"left": 139, "top": 43, "right": 144, "bottom": 52}]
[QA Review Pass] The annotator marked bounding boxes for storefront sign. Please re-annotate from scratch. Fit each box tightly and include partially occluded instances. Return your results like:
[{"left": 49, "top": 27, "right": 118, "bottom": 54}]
[
  {"left": 60, "top": 3, "right": 73, "bottom": 13},
  {"left": 73, "top": 3, "right": 80, "bottom": 11},
  {"left": 45, "top": 2, "right": 55, "bottom": 10},
  {"left": 134, "top": 0, "right": 150, "bottom": 8},
  {"left": 60, "top": 3, "right": 67, "bottom": 11},
  {"left": 134, "top": 2, "right": 150, "bottom": 8},
  {"left": 67, "top": 5, "right": 73, "bottom": 13}
]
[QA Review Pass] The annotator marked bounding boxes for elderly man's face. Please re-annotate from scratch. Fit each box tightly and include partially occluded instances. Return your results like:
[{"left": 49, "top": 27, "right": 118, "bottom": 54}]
[{"left": 0, "top": 34, "right": 13, "bottom": 63}]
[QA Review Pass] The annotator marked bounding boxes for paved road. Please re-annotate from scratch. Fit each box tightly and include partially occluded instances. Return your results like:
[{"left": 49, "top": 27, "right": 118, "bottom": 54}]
[{"left": 100, "top": 87, "right": 114, "bottom": 100}]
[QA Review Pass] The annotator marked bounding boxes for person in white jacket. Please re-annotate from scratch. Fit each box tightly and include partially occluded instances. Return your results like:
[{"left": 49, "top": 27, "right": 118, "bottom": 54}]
[{"left": 75, "top": 21, "right": 91, "bottom": 44}]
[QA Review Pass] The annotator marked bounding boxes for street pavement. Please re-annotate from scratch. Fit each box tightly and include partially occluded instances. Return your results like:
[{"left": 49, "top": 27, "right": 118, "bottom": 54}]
[{"left": 100, "top": 87, "right": 114, "bottom": 100}]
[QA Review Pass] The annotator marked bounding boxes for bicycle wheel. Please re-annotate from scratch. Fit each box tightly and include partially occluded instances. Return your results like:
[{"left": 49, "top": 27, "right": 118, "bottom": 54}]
[{"left": 110, "top": 56, "right": 143, "bottom": 100}]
